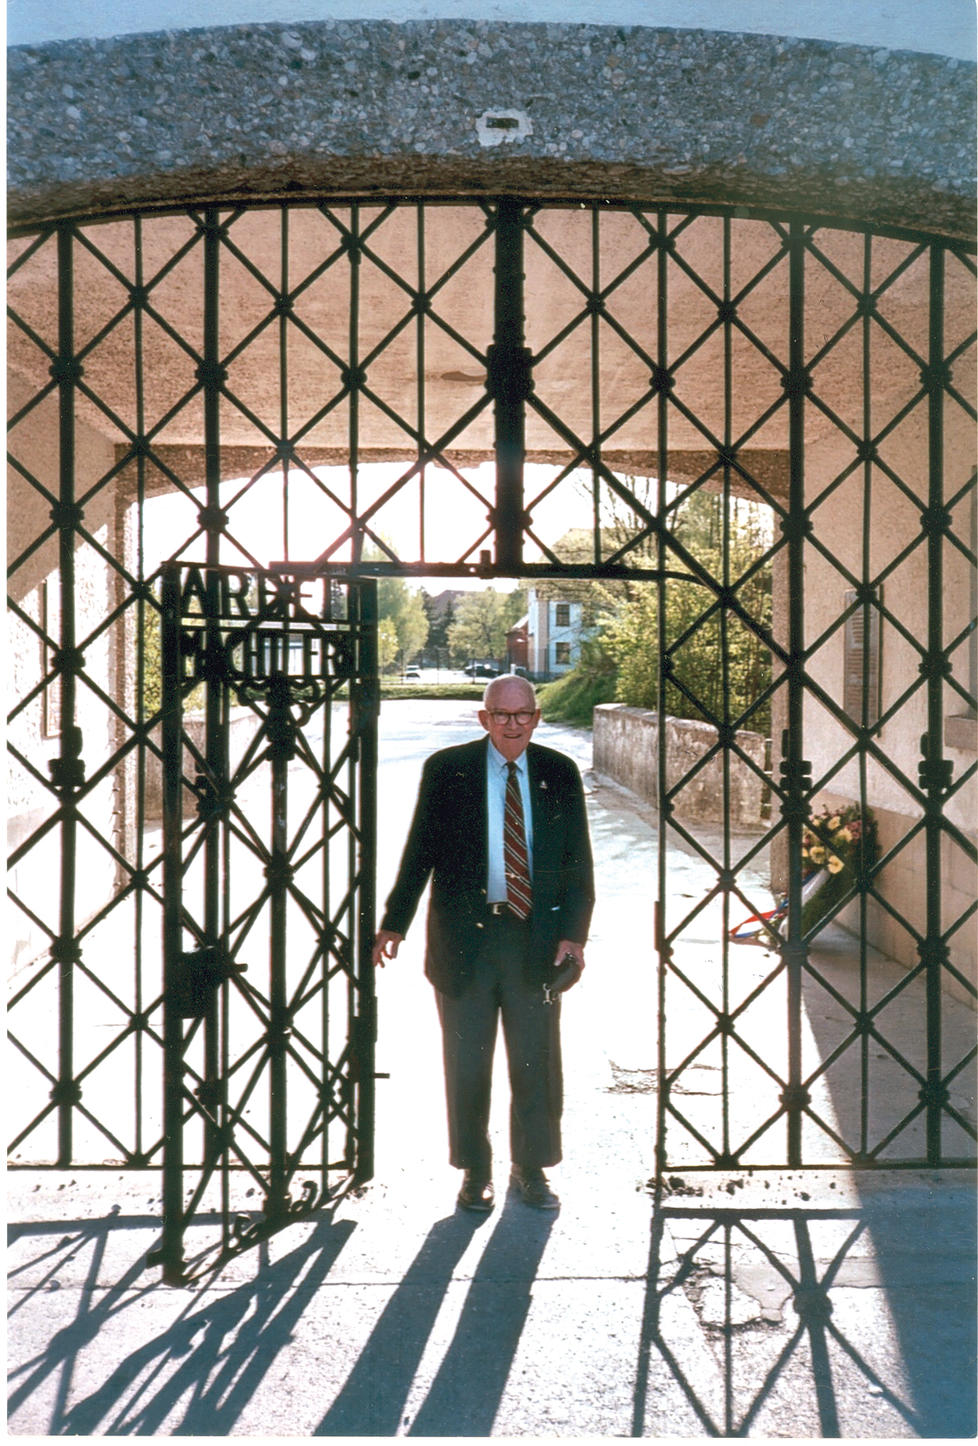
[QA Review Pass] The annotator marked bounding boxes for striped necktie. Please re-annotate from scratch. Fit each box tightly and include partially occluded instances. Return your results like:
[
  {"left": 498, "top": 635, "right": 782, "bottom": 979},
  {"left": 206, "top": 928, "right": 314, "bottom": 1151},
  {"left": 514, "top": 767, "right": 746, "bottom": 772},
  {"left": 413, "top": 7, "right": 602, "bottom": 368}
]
[{"left": 504, "top": 761, "right": 532, "bottom": 920}]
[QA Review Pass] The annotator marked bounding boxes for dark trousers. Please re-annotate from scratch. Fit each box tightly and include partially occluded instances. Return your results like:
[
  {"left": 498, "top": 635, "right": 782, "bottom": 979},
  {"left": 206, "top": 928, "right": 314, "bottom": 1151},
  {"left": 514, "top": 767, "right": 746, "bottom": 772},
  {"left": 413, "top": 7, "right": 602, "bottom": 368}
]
[{"left": 435, "top": 913, "right": 563, "bottom": 1174}]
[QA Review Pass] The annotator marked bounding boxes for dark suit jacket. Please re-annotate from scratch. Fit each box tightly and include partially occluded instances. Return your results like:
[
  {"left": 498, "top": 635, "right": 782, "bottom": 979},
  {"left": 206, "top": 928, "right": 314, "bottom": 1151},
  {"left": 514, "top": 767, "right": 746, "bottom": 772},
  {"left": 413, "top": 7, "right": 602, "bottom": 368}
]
[{"left": 381, "top": 736, "right": 594, "bottom": 996}]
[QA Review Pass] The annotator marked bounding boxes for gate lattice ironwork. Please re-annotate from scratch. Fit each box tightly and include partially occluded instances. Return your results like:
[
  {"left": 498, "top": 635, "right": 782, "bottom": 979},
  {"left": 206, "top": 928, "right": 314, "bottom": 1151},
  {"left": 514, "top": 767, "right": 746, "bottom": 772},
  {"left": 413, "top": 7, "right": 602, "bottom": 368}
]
[
  {"left": 7, "top": 199, "right": 977, "bottom": 1262},
  {"left": 151, "top": 564, "right": 376, "bottom": 1281}
]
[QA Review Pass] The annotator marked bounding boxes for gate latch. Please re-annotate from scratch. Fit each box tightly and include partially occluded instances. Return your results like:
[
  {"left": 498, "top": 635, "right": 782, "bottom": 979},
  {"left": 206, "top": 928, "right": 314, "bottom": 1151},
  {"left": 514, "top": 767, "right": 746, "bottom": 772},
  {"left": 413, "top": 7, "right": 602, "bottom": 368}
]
[{"left": 173, "top": 946, "right": 246, "bottom": 1019}]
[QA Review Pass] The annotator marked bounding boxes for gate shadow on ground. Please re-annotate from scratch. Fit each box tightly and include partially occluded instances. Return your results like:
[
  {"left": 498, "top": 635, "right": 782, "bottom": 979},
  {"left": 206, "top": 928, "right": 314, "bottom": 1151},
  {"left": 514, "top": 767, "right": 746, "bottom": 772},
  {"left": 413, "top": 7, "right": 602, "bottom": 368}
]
[
  {"left": 7, "top": 1211, "right": 356, "bottom": 1435},
  {"left": 9, "top": 1197, "right": 553, "bottom": 1438},
  {"left": 634, "top": 1188, "right": 977, "bottom": 1438},
  {"left": 317, "top": 1196, "right": 554, "bottom": 1437},
  {"left": 800, "top": 929, "right": 978, "bottom": 1163},
  {"left": 796, "top": 937, "right": 978, "bottom": 1438}
]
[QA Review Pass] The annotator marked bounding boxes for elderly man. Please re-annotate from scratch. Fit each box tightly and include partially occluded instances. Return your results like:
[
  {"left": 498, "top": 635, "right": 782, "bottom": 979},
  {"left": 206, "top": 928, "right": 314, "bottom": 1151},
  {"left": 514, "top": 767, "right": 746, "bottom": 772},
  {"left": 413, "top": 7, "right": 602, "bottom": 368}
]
[{"left": 372, "top": 674, "right": 594, "bottom": 1212}]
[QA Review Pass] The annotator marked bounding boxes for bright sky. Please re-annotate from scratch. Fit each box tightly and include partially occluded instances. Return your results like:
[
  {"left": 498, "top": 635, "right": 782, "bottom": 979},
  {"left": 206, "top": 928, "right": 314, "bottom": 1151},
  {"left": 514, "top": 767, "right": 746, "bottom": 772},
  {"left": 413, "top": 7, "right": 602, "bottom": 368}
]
[
  {"left": 146, "top": 460, "right": 595, "bottom": 590},
  {"left": 9, "top": 0, "right": 975, "bottom": 59}
]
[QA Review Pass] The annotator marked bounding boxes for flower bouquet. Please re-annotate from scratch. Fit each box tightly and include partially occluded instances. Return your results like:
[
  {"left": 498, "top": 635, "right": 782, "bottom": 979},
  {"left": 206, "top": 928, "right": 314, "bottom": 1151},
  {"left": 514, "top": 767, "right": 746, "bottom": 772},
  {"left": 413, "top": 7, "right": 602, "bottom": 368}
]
[{"left": 800, "top": 803, "right": 878, "bottom": 936}]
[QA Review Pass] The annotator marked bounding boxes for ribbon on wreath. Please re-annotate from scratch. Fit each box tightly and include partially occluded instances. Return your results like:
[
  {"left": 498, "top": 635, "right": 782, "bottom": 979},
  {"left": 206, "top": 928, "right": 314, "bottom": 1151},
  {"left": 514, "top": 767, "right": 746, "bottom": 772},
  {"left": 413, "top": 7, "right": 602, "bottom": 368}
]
[{"left": 728, "top": 870, "right": 825, "bottom": 943}]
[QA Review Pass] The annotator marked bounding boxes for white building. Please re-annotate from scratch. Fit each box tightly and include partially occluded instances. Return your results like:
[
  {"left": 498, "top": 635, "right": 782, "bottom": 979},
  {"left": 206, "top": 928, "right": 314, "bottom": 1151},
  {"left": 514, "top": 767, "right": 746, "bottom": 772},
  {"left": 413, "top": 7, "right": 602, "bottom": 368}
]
[{"left": 522, "top": 591, "right": 586, "bottom": 679}]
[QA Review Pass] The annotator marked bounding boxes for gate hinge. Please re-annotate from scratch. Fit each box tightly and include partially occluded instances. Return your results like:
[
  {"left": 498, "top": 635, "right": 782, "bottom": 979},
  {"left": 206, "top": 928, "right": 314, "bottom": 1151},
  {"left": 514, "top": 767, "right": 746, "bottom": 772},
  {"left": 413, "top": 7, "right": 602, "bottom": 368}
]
[
  {"left": 349, "top": 1005, "right": 380, "bottom": 1081},
  {"left": 49, "top": 725, "right": 86, "bottom": 789},
  {"left": 486, "top": 343, "right": 534, "bottom": 404},
  {"left": 173, "top": 946, "right": 246, "bottom": 1018}
]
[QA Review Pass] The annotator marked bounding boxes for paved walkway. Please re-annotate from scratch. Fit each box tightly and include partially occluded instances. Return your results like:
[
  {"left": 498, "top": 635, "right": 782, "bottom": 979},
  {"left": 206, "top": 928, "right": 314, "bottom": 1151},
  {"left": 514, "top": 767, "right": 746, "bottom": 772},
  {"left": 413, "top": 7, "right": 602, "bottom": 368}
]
[{"left": 7, "top": 705, "right": 977, "bottom": 1436}]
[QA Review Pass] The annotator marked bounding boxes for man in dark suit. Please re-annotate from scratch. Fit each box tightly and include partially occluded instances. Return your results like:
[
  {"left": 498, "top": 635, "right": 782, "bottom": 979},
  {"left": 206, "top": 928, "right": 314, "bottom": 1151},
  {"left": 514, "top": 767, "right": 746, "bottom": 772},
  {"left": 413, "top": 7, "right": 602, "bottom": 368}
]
[{"left": 372, "top": 674, "right": 594, "bottom": 1212}]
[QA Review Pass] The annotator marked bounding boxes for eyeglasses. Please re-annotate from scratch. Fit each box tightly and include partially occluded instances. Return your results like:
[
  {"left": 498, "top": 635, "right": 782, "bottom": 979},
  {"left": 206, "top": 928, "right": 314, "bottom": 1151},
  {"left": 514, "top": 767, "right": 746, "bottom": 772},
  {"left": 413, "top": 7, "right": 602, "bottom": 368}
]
[{"left": 486, "top": 710, "right": 537, "bottom": 726}]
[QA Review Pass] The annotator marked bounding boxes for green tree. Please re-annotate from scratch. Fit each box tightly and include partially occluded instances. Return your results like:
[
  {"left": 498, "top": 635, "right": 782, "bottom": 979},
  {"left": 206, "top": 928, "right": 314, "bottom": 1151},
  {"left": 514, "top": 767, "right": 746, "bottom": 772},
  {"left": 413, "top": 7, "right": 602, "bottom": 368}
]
[
  {"left": 447, "top": 587, "right": 526, "bottom": 665},
  {"left": 141, "top": 603, "right": 163, "bottom": 718},
  {"left": 140, "top": 593, "right": 206, "bottom": 716},
  {"left": 420, "top": 588, "right": 457, "bottom": 659},
  {"left": 604, "top": 491, "right": 773, "bottom": 733},
  {"left": 376, "top": 575, "right": 429, "bottom": 671},
  {"left": 376, "top": 617, "right": 399, "bottom": 673}
]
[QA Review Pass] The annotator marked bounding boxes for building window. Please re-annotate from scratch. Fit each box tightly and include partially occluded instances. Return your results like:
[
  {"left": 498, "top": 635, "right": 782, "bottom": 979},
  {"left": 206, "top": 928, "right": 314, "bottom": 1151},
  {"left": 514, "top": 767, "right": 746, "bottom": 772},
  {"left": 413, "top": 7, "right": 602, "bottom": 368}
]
[
  {"left": 42, "top": 576, "right": 61, "bottom": 739},
  {"left": 554, "top": 602, "right": 570, "bottom": 628},
  {"left": 945, "top": 484, "right": 977, "bottom": 752},
  {"left": 843, "top": 588, "right": 881, "bottom": 729},
  {"left": 554, "top": 641, "right": 571, "bottom": 666}
]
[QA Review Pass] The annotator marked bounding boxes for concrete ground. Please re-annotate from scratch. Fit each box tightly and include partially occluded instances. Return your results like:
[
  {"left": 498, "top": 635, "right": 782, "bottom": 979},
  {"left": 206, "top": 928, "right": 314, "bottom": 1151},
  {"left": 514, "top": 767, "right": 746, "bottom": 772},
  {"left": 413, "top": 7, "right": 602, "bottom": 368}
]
[{"left": 7, "top": 704, "right": 977, "bottom": 1437}]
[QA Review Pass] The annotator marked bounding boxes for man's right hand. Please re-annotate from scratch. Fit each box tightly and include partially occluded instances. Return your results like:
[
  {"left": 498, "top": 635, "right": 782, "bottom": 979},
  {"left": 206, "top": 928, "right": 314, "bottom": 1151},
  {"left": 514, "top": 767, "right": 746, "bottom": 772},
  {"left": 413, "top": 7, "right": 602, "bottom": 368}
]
[{"left": 372, "top": 930, "right": 404, "bottom": 968}]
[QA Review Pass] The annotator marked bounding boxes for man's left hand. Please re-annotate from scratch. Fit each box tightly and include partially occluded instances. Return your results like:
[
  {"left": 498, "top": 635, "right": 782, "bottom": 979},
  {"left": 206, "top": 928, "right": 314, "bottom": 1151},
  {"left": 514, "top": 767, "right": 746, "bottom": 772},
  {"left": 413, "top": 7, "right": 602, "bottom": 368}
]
[{"left": 554, "top": 939, "right": 585, "bottom": 981}]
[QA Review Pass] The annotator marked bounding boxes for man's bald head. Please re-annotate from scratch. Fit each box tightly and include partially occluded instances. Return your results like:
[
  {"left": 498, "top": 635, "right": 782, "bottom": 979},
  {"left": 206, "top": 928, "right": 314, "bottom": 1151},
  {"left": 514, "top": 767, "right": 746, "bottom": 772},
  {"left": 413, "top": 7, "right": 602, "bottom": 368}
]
[{"left": 482, "top": 674, "right": 536, "bottom": 712}]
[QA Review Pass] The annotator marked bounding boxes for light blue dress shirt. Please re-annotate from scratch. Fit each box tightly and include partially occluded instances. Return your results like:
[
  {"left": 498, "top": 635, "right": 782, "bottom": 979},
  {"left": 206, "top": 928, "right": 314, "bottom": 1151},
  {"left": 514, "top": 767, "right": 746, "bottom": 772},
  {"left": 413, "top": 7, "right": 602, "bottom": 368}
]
[{"left": 486, "top": 743, "right": 533, "bottom": 903}]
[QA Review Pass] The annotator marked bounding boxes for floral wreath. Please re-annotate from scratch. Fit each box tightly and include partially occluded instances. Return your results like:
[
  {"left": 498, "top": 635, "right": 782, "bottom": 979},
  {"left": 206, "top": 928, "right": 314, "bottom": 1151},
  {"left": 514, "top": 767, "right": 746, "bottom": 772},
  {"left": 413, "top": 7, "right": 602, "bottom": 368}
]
[
  {"left": 730, "top": 801, "right": 878, "bottom": 943},
  {"left": 802, "top": 803, "right": 877, "bottom": 877}
]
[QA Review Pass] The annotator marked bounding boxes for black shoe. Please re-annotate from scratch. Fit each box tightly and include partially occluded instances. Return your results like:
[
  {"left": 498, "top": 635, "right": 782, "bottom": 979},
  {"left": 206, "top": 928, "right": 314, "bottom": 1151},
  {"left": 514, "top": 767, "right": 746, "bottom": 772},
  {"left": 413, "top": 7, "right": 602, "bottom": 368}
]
[
  {"left": 457, "top": 1171, "right": 495, "bottom": 1212},
  {"left": 510, "top": 1166, "right": 560, "bottom": 1210}
]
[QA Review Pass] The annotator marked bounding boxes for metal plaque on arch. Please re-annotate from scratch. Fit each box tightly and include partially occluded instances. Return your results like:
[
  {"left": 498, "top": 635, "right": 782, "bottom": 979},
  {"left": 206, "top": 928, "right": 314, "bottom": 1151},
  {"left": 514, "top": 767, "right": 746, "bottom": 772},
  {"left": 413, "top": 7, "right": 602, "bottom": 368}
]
[{"left": 154, "top": 563, "right": 378, "bottom": 1283}]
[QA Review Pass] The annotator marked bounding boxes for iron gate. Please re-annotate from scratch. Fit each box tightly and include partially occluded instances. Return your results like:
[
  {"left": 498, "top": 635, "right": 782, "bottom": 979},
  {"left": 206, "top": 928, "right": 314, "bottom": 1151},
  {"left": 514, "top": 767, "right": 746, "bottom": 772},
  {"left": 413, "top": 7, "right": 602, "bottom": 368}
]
[
  {"left": 150, "top": 565, "right": 377, "bottom": 1281},
  {"left": 7, "top": 199, "right": 977, "bottom": 1238}
]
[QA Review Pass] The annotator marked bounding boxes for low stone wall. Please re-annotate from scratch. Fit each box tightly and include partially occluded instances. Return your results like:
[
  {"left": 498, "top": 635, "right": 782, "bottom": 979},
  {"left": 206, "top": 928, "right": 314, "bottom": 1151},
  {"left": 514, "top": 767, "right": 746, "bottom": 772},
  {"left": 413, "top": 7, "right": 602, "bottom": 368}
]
[{"left": 592, "top": 704, "right": 768, "bottom": 827}]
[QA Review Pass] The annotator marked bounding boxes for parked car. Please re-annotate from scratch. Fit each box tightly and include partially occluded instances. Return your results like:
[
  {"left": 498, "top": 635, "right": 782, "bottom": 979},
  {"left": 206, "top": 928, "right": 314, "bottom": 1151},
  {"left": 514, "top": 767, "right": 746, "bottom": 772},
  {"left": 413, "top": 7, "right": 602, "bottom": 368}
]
[
  {"left": 463, "top": 661, "right": 501, "bottom": 678},
  {"left": 403, "top": 668, "right": 421, "bottom": 680}
]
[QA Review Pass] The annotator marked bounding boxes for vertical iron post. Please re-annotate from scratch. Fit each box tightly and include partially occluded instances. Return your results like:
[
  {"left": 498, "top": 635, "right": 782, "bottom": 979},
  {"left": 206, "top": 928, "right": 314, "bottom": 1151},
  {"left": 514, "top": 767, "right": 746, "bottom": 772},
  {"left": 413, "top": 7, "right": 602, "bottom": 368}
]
[
  {"left": 590, "top": 208, "right": 602, "bottom": 563},
  {"left": 782, "top": 220, "right": 811, "bottom": 1166},
  {"left": 417, "top": 206, "right": 428, "bottom": 561},
  {"left": 319, "top": 609, "right": 335, "bottom": 1195},
  {"left": 858, "top": 235, "right": 875, "bottom": 1156},
  {"left": 266, "top": 671, "right": 291, "bottom": 1222},
  {"left": 201, "top": 209, "right": 225, "bottom": 1173},
  {"left": 654, "top": 210, "right": 670, "bottom": 1180},
  {"left": 279, "top": 207, "right": 291, "bottom": 560},
  {"left": 922, "top": 245, "right": 950, "bottom": 1164},
  {"left": 52, "top": 222, "right": 82, "bottom": 1167},
  {"left": 349, "top": 206, "right": 362, "bottom": 563},
  {"left": 490, "top": 198, "right": 529, "bottom": 572},
  {"left": 719, "top": 215, "right": 734, "bottom": 1164},
  {"left": 132, "top": 214, "right": 148, "bottom": 1163},
  {"left": 353, "top": 581, "right": 379, "bottom": 1183},
  {"left": 158, "top": 564, "right": 186, "bottom": 1283}
]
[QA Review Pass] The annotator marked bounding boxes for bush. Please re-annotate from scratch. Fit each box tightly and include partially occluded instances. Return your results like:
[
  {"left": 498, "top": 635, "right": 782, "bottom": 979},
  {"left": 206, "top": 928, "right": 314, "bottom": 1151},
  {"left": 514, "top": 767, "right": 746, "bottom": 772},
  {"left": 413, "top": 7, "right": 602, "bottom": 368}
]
[
  {"left": 537, "top": 640, "right": 618, "bottom": 727},
  {"left": 379, "top": 683, "right": 485, "bottom": 701}
]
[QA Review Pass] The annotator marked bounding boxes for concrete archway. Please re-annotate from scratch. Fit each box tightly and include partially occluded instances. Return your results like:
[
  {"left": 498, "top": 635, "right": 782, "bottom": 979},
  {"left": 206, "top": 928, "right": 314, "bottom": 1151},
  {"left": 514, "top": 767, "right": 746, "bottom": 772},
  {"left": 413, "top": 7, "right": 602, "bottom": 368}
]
[{"left": 7, "top": 17, "right": 975, "bottom": 240}]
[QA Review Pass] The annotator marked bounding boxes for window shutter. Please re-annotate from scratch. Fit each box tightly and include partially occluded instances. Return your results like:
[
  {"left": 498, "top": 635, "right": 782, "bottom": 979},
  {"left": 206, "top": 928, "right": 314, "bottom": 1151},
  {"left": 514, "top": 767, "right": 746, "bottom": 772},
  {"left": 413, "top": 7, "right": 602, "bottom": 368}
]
[{"left": 843, "top": 589, "right": 881, "bottom": 728}]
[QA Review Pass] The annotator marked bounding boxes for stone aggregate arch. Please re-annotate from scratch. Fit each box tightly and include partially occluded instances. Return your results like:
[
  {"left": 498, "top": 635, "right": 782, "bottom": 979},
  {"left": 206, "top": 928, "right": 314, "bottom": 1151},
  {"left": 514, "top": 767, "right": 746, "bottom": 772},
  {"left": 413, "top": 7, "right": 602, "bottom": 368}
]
[{"left": 7, "top": 19, "right": 976, "bottom": 240}]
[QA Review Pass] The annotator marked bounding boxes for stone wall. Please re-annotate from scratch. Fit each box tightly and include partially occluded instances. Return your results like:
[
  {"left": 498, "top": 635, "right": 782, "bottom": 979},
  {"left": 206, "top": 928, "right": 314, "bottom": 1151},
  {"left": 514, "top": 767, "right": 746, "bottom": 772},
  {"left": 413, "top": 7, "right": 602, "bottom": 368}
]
[{"left": 592, "top": 703, "right": 768, "bottom": 827}]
